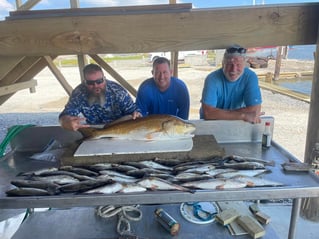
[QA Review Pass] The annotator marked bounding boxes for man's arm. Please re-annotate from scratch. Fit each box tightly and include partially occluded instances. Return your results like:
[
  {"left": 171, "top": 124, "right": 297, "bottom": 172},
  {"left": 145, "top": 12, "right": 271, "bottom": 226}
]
[
  {"left": 59, "top": 115, "right": 89, "bottom": 131},
  {"left": 202, "top": 103, "right": 263, "bottom": 123}
]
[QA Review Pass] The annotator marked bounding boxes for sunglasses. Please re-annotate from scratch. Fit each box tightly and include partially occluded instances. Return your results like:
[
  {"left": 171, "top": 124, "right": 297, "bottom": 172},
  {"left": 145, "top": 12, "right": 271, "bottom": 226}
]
[
  {"left": 85, "top": 78, "right": 104, "bottom": 86},
  {"left": 226, "top": 47, "right": 247, "bottom": 54}
]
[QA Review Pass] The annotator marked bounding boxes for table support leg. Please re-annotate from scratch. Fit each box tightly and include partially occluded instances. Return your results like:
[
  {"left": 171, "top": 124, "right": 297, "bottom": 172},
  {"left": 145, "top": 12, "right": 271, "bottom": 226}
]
[{"left": 288, "top": 198, "right": 301, "bottom": 239}]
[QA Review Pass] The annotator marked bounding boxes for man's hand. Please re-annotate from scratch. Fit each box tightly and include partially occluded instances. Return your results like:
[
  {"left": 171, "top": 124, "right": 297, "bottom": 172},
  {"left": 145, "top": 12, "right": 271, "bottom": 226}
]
[
  {"left": 132, "top": 111, "right": 142, "bottom": 120},
  {"left": 59, "top": 115, "right": 90, "bottom": 131},
  {"left": 241, "top": 111, "right": 265, "bottom": 124}
]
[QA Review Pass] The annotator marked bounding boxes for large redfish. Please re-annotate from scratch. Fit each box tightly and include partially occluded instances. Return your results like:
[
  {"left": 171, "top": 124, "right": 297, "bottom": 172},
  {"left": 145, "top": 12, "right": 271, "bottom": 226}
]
[{"left": 79, "top": 114, "right": 196, "bottom": 141}]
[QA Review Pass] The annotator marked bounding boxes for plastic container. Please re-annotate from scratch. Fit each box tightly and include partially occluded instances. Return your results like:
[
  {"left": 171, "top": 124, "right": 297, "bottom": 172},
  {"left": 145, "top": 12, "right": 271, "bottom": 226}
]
[
  {"left": 154, "top": 208, "right": 180, "bottom": 236},
  {"left": 262, "top": 122, "right": 272, "bottom": 148}
]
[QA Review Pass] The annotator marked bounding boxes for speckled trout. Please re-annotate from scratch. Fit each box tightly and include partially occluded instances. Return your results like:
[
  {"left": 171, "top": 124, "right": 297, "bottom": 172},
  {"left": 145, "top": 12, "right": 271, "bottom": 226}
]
[{"left": 79, "top": 114, "right": 196, "bottom": 140}]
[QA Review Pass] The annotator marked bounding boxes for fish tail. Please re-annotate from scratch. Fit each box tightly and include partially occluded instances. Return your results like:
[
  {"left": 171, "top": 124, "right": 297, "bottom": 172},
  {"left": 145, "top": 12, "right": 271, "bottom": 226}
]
[
  {"left": 266, "top": 160, "right": 276, "bottom": 166},
  {"left": 78, "top": 128, "right": 97, "bottom": 139}
]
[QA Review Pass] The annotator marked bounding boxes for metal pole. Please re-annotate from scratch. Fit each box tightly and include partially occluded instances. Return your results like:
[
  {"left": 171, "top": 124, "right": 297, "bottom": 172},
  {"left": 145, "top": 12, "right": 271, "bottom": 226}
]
[{"left": 288, "top": 198, "right": 301, "bottom": 239}]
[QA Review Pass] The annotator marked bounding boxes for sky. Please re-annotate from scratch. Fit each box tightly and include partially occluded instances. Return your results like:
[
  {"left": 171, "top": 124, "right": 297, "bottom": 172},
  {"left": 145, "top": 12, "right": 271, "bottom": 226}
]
[{"left": 1, "top": 0, "right": 319, "bottom": 20}]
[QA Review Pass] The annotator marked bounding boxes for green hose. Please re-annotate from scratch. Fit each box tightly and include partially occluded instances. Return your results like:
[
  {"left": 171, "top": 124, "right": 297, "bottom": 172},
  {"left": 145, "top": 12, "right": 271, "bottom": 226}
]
[{"left": 0, "top": 124, "right": 35, "bottom": 157}]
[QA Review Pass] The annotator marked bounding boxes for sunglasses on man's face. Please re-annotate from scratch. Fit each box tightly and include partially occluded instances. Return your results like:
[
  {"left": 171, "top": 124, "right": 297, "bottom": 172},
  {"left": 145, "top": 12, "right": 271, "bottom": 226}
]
[
  {"left": 226, "top": 47, "right": 247, "bottom": 54},
  {"left": 85, "top": 78, "right": 104, "bottom": 86}
]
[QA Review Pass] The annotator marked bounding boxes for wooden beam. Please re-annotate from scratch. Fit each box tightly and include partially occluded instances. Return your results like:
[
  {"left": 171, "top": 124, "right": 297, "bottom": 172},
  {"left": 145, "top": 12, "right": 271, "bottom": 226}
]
[
  {"left": 77, "top": 55, "right": 88, "bottom": 83},
  {"left": 89, "top": 54, "right": 137, "bottom": 97},
  {"left": 301, "top": 26, "right": 319, "bottom": 220},
  {"left": 0, "top": 79, "right": 37, "bottom": 96},
  {"left": 274, "top": 46, "right": 283, "bottom": 81},
  {"left": 0, "top": 56, "right": 42, "bottom": 86},
  {"left": 43, "top": 56, "right": 73, "bottom": 95},
  {"left": 171, "top": 52, "right": 178, "bottom": 78},
  {"left": 0, "top": 56, "right": 53, "bottom": 105},
  {"left": 305, "top": 28, "right": 319, "bottom": 164},
  {"left": 69, "top": 0, "right": 88, "bottom": 83},
  {"left": 17, "top": 0, "right": 42, "bottom": 11},
  {"left": 1, "top": 3, "right": 318, "bottom": 56},
  {"left": 258, "top": 81, "right": 310, "bottom": 103},
  {"left": 70, "top": 0, "right": 80, "bottom": 9},
  {"left": 7, "top": 4, "right": 192, "bottom": 18},
  {"left": 0, "top": 56, "right": 25, "bottom": 79}
]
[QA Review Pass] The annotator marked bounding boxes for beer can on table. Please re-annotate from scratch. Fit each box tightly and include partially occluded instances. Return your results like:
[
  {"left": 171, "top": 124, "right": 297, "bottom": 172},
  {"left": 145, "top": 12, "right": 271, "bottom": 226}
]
[{"left": 154, "top": 208, "right": 180, "bottom": 236}]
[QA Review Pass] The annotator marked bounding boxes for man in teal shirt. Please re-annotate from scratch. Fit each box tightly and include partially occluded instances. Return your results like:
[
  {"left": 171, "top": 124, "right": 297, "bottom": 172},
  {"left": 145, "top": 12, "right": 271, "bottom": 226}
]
[{"left": 201, "top": 45, "right": 263, "bottom": 124}]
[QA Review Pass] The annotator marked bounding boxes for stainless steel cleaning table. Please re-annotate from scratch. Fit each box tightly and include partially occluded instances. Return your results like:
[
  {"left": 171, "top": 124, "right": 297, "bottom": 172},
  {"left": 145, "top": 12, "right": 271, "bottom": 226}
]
[{"left": 0, "top": 119, "right": 318, "bottom": 238}]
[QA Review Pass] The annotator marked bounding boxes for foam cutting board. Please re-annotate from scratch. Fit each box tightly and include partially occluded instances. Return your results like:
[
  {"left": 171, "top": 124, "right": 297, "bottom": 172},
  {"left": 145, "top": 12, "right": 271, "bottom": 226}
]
[{"left": 74, "top": 138, "right": 193, "bottom": 157}]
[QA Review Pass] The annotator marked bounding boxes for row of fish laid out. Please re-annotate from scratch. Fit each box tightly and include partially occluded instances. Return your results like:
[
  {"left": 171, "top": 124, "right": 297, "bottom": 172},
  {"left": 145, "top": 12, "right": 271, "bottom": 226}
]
[{"left": 6, "top": 155, "right": 283, "bottom": 197}]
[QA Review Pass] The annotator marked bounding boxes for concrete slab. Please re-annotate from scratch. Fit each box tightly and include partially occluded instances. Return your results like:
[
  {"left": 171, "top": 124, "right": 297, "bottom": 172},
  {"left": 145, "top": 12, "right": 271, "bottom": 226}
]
[{"left": 259, "top": 203, "right": 318, "bottom": 239}]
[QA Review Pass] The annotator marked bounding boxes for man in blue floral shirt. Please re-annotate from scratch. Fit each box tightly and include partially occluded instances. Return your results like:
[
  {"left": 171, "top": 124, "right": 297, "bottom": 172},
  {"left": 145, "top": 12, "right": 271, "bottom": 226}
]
[{"left": 59, "top": 63, "right": 141, "bottom": 131}]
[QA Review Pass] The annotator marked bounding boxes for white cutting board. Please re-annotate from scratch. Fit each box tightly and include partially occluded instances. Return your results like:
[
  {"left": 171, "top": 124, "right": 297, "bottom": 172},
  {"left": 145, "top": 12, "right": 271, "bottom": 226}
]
[{"left": 74, "top": 138, "right": 193, "bottom": 157}]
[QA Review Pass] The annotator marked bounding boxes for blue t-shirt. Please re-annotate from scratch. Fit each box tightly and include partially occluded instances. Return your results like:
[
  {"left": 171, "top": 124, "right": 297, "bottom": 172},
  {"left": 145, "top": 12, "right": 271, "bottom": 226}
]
[
  {"left": 201, "top": 68, "right": 262, "bottom": 115},
  {"left": 59, "top": 80, "right": 139, "bottom": 124},
  {"left": 136, "top": 77, "right": 190, "bottom": 119}
]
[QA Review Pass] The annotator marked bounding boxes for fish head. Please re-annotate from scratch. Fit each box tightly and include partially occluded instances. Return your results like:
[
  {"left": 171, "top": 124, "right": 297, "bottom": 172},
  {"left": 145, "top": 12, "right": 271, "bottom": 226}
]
[{"left": 162, "top": 118, "right": 196, "bottom": 137}]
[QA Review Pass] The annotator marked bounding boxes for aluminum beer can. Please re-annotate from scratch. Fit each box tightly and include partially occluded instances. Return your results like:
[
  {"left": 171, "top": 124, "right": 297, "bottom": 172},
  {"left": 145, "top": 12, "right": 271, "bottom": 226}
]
[{"left": 154, "top": 208, "right": 180, "bottom": 236}]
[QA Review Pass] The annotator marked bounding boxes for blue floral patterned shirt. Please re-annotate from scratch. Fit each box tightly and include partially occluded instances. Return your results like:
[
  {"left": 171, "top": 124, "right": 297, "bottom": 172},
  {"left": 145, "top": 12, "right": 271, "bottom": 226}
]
[{"left": 59, "top": 80, "right": 139, "bottom": 124}]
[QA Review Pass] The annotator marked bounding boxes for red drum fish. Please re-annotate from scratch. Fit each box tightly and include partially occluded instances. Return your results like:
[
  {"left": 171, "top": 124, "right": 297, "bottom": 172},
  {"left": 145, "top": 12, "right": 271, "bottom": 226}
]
[{"left": 79, "top": 114, "right": 196, "bottom": 141}]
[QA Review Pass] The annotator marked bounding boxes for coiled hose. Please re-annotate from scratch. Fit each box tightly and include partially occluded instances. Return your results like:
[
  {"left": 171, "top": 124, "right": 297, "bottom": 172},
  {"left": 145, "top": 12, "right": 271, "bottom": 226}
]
[{"left": 0, "top": 124, "right": 35, "bottom": 157}]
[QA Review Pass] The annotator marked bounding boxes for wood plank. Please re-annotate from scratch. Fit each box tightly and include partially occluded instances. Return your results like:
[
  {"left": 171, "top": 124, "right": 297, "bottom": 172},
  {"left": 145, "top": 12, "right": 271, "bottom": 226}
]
[
  {"left": 8, "top": 3, "right": 192, "bottom": 18},
  {"left": 43, "top": 56, "right": 73, "bottom": 95},
  {"left": 61, "top": 135, "right": 225, "bottom": 166},
  {"left": 0, "top": 56, "right": 25, "bottom": 79},
  {"left": 1, "top": 3, "right": 318, "bottom": 56},
  {"left": 258, "top": 81, "right": 310, "bottom": 103},
  {"left": 16, "top": 0, "right": 41, "bottom": 11},
  {"left": 0, "top": 79, "right": 37, "bottom": 96},
  {"left": 89, "top": 54, "right": 137, "bottom": 96},
  {"left": 0, "top": 56, "right": 42, "bottom": 86},
  {"left": 0, "top": 56, "right": 55, "bottom": 105},
  {"left": 77, "top": 55, "right": 88, "bottom": 83}
]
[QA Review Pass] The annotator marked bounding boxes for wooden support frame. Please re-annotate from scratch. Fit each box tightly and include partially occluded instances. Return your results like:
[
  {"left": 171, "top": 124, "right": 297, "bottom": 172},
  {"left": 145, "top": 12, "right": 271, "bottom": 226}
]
[
  {"left": 0, "top": 79, "right": 37, "bottom": 96},
  {"left": 43, "top": 56, "right": 73, "bottom": 96},
  {"left": 1, "top": 4, "right": 318, "bottom": 56},
  {"left": 89, "top": 54, "right": 137, "bottom": 97},
  {"left": 16, "top": 0, "right": 41, "bottom": 11}
]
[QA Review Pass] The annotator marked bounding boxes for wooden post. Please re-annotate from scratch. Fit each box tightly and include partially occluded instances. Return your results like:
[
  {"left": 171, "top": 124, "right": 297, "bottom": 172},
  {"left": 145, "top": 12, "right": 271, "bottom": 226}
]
[
  {"left": 69, "top": 0, "right": 88, "bottom": 83},
  {"left": 300, "top": 25, "right": 319, "bottom": 221},
  {"left": 169, "top": 0, "right": 179, "bottom": 78},
  {"left": 282, "top": 45, "right": 289, "bottom": 59},
  {"left": 171, "top": 51, "right": 179, "bottom": 78},
  {"left": 273, "top": 46, "right": 283, "bottom": 81},
  {"left": 265, "top": 72, "right": 273, "bottom": 83}
]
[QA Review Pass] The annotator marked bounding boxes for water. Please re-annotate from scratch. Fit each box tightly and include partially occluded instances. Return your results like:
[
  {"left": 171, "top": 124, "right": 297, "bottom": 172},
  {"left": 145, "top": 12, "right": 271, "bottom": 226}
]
[
  {"left": 287, "top": 45, "right": 316, "bottom": 61},
  {"left": 250, "top": 45, "right": 315, "bottom": 96},
  {"left": 273, "top": 78, "right": 313, "bottom": 95},
  {"left": 247, "top": 45, "right": 316, "bottom": 61}
]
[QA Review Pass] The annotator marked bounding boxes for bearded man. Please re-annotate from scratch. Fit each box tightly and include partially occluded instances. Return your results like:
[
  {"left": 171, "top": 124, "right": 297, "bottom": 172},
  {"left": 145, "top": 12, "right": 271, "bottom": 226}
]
[{"left": 59, "top": 63, "right": 141, "bottom": 131}]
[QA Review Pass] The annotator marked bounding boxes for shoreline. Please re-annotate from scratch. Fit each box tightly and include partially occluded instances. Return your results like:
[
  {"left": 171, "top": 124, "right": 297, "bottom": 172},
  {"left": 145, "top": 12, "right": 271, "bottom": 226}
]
[{"left": 0, "top": 59, "right": 314, "bottom": 161}]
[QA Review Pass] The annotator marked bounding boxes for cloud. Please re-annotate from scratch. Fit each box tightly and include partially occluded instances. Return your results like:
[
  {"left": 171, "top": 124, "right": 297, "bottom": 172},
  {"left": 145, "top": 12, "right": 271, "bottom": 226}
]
[{"left": 0, "top": 0, "right": 14, "bottom": 20}]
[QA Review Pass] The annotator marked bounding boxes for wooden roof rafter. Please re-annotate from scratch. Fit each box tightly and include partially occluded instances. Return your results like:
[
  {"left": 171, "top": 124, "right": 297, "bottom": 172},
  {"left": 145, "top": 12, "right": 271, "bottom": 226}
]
[{"left": 0, "top": 3, "right": 318, "bottom": 56}]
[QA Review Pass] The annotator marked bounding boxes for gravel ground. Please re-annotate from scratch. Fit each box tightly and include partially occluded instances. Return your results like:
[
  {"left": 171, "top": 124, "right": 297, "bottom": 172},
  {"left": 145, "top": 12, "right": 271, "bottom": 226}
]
[{"left": 0, "top": 58, "right": 313, "bottom": 161}]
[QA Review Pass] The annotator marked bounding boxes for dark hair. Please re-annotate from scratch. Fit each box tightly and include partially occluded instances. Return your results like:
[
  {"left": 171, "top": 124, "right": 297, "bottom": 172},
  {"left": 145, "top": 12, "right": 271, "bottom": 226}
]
[
  {"left": 153, "top": 57, "right": 171, "bottom": 68},
  {"left": 83, "top": 63, "right": 103, "bottom": 76}
]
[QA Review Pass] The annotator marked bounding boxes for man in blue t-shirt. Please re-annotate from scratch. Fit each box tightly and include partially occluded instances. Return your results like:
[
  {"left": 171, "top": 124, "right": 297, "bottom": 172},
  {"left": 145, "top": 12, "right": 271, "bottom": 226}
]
[
  {"left": 201, "top": 45, "right": 263, "bottom": 124},
  {"left": 136, "top": 57, "right": 190, "bottom": 120}
]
